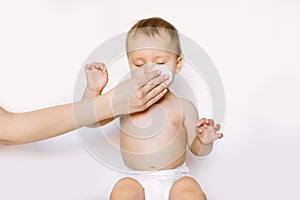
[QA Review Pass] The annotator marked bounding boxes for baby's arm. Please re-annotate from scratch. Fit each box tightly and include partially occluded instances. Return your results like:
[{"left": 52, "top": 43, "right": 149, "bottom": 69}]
[
  {"left": 182, "top": 99, "right": 223, "bottom": 157},
  {"left": 83, "top": 62, "right": 108, "bottom": 99},
  {"left": 82, "top": 62, "right": 114, "bottom": 127}
]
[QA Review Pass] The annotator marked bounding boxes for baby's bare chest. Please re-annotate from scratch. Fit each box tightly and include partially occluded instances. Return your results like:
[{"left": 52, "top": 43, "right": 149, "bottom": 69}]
[{"left": 120, "top": 100, "right": 185, "bottom": 142}]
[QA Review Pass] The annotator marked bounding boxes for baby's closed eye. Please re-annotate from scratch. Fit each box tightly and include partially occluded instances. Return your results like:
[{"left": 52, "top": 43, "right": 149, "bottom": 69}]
[{"left": 135, "top": 63, "right": 144, "bottom": 67}]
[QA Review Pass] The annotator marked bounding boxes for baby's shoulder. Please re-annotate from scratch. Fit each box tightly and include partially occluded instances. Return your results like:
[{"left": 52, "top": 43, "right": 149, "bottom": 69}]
[{"left": 178, "top": 97, "right": 198, "bottom": 113}]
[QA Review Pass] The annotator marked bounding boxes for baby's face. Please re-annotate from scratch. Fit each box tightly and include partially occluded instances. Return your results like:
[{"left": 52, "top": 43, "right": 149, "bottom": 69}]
[
  {"left": 127, "top": 32, "right": 182, "bottom": 78},
  {"left": 128, "top": 48, "right": 180, "bottom": 78}
]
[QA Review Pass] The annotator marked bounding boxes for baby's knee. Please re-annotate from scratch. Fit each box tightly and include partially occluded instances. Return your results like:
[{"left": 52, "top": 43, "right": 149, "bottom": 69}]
[
  {"left": 172, "top": 176, "right": 200, "bottom": 189},
  {"left": 110, "top": 177, "right": 144, "bottom": 200},
  {"left": 169, "top": 176, "right": 206, "bottom": 200},
  {"left": 113, "top": 177, "right": 143, "bottom": 189}
]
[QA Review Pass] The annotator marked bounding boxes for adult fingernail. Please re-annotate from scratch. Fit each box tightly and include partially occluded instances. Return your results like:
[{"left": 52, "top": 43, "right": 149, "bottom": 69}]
[
  {"left": 164, "top": 74, "right": 169, "bottom": 79},
  {"left": 163, "top": 88, "right": 168, "bottom": 93},
  {"left": 165, "top": 80, "right": 171, "bottom": 85}
]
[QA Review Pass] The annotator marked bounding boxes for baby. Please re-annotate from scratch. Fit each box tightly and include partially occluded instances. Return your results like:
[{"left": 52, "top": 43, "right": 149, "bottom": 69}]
[{"left": 83, "top": 17, "right": 223, "bottom": 200}]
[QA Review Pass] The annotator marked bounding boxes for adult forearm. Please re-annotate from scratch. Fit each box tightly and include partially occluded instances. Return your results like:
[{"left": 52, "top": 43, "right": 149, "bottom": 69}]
[
  {"left": 6, "top": 104, "right": 77, "bottom": 145},
  {"left": 0, "top": 95, "right": 113, "bottom": 145},
  {"left": 81, "top": 88, "right": 114, "bottom": 127},
  {"left": 1, "top": 102, "right": 83, "bottom": 145}
]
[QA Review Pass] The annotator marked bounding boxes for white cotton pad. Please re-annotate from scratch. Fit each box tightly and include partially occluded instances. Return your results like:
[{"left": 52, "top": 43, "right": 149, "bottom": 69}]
[{"left": 152, "top": 65, "right": 173, "bottom": 85}]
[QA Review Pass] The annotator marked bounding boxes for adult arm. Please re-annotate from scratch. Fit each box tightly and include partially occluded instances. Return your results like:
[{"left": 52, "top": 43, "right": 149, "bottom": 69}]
[{"left": 0, "top": 70, "right": 168, "bottom": 145}]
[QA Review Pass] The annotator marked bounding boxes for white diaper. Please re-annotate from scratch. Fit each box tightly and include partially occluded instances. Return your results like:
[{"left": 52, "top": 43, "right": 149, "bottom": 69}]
[{"left": 125, "top": 163, "right": 189, "bottom": 200}]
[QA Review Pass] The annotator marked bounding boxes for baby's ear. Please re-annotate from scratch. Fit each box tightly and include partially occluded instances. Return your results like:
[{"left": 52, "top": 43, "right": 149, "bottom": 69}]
[{"left": 175, "top": 56, "right": 183, "bottom": 73}]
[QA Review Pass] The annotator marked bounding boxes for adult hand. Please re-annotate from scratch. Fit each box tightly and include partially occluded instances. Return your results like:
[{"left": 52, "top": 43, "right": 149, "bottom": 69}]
[{"left": 109, "top": 70, "right": 170, "bottom": 116}]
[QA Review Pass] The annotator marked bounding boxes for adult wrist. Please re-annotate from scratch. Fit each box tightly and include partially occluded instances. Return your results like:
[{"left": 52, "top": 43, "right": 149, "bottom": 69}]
[{"left": 94, "top": 91, "right": 113, "bottom": 121}]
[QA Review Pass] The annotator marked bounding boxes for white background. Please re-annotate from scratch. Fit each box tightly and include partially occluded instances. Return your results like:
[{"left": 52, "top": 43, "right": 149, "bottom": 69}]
[{"left": 0, "top": 0, "right": 300, "bottom": 199}]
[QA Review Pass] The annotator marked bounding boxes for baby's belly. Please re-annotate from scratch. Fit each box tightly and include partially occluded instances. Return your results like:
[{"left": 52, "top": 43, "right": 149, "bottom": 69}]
[{"left": 120, "top": 125, "right": 187, "bottom": 171}]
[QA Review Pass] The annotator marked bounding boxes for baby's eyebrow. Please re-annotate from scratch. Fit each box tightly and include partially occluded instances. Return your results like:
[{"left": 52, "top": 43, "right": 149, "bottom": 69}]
[
  {"left": 153, "top": 55, "right": 169, "bottom": 59},
  {"left": 129, "top": 53, "right": 170, "bottom": 62},
  {"left": 130, "top": 57, "right": 144, "bottom": 62}
]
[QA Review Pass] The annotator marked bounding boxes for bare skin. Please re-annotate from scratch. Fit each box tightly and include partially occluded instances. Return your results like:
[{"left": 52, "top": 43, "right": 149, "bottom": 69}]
[
  {"left": 0, "top": 65, "right": 169, "bottom": 146},
  {"left": 169, "top": 176, "right": 207, "bottom": 200},
  {"left": 109, "top": 176, "right": 207, "bottom": 200},
  {"left": 121, "top": 44, "right": 223, "bottom": 171},
  {"left": 110, "top": 177, "right": 145, "bottom": 200},
  {"left": 84, "top": 34, "right": 223, "bottom": 200}
]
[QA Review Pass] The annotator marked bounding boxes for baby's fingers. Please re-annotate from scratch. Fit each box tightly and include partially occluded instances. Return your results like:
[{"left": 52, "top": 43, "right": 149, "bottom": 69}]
[
  {"left": 97, "top": 63, "right": 106, "bottom": 71},
  {"left": 197, "top": 125, "right": 210, "bottom": 135},
  {"left": 196, "top": 126, "right": 204, "bottom": 134},
  {"left": 85, "top": 64, "right": 91, "bottom": 71},
  {"left": 89, "top": 62, "right": 104, "bottom": 70},
  {"left": 216, "top": 133, "right": 223, "bottom": 139},
  {"left": 197, "top": 118, "right": 209, "bottom": 127},
  {"left": 214, "top": 124, "right": 220, "bottom": 131}
]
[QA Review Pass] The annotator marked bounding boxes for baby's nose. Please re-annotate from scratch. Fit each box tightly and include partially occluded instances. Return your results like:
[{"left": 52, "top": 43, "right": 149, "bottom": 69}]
[{"left": 144, "top": 63, "right": 155, "bottom": 72}]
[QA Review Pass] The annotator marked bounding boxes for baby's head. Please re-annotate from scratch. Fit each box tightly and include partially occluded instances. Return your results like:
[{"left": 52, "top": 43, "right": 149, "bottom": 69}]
[{"left": 126, "top": 17, "right": 183, "bottom": 80}]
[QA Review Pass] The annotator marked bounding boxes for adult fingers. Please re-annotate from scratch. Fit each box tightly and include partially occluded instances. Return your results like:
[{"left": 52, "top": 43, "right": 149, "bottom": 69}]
[
  {"left": 143, "top": 81, "right": 169, "bottom": 104},
  {"left": 143, "top": 88, "right": 168, "bottom": 109},
  {"left": 143, "top": 75, "right": 169, "bottom": 94},
  {"left": 136, "top": 70, "right": 161, "bottom": 86}
]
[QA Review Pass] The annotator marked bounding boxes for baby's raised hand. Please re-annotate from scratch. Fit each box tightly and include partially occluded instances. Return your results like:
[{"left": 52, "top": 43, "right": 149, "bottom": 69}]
[
  {"left": 85, "top": 62, "right": 108, "bottom": 95},
  {"left": 196, "top": 118, "right": 223, "bottom": 145}
]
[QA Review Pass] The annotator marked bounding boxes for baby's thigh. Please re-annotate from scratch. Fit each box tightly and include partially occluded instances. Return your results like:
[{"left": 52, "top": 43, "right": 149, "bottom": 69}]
[
  {"left": 110, "top": 177, "right": 145, "bottom": 200},
  {"left": 169, "top": 176, "right": 207, "bottom": 200}
]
